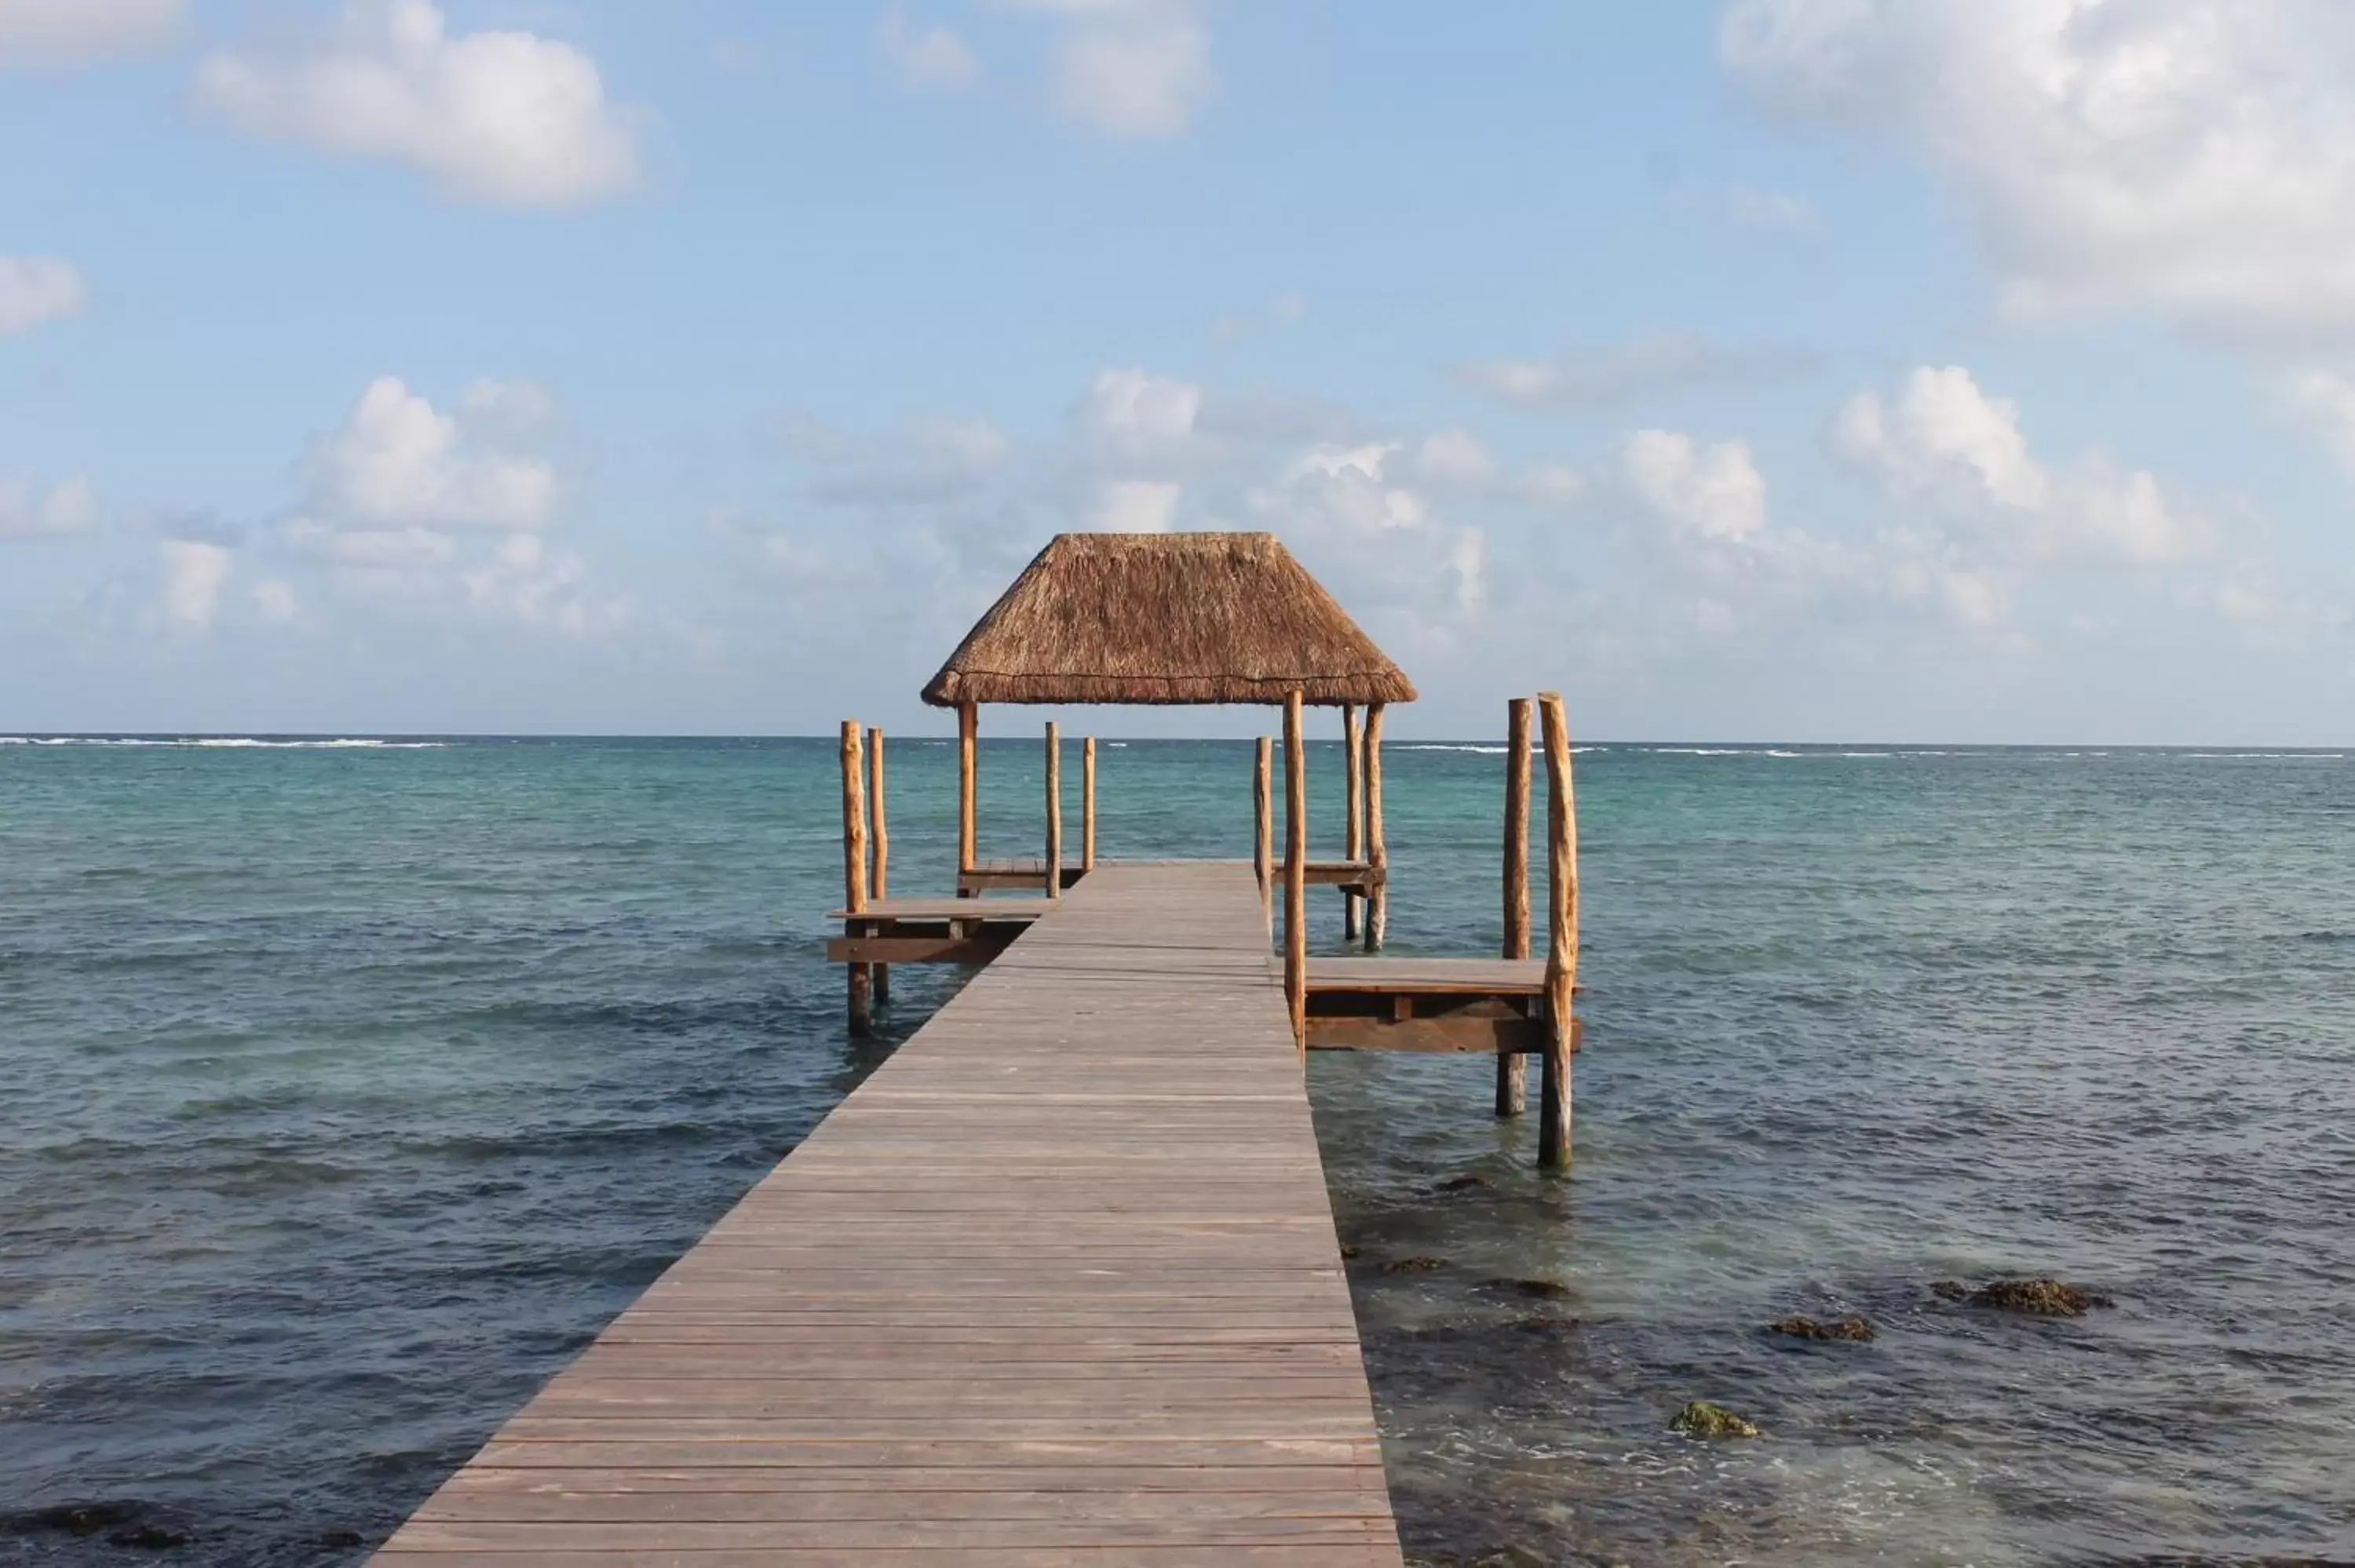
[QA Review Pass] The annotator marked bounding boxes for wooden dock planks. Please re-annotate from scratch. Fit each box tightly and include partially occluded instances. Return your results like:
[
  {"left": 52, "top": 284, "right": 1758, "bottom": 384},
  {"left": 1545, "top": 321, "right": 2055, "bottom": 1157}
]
[{"left": 374, "top": 862, "right": 1403, "bottom": 1566}]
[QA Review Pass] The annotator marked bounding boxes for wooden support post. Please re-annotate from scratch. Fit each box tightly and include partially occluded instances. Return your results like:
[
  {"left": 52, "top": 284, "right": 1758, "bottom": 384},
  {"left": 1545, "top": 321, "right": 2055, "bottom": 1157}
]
[
  {"left": 1364, "top": 702, "right": 1388, "bottom": 950},
  {"left": 867, "top": 724, "right": 890, "bottom": 1005},
  {"left": 1283, "top": 691, "right": 1307, "bottom": 1047},
  {"left": 1254, "top": 735, "right": 1273, "bottom": 930},
  {"left": 1045, "top": 721, "right": 1062, "bottom": 899},
  {"left": 1083, "top": 735, "right": 1097, "bottom": 872},
  {"left": 841, "top": 720, "right": 872, "bottom": 1035},
  {"left": 957, "top": 701, "right": 978, "bottom": 889},
  {"left": 1498, "top": 696, "right": 1532, "bottom": 1117},
  {"left": 1537, "top": 691, "right": 1578, "bottom": 1169},
  {"left": 1342, "top": 703, "right": 1364, "bottom": 942}
]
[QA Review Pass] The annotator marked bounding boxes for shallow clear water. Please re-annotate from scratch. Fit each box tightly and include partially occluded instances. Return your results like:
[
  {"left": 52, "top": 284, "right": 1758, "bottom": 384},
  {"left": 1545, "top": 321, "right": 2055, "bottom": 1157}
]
[{"left": 3, "top": 736, "right": 2352, "bottom": 1566}]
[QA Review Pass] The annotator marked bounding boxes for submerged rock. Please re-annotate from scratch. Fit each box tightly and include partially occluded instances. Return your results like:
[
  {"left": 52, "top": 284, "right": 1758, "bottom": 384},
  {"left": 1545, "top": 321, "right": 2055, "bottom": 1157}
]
[
  {"left": 1380, "top": 1256, "right": 1448, "bottom": 1274},
  {"left": 1670, "top": 1400, "right": 1762, "bottom": 1439},
  {"left": 1769, "top": 1314, "right": 1875, "bottom": 1342},
  {"left": 13, "top": 1502, "right": 144, "bottom": 1538},
  {"left": 109, "top": 1523, "right": 188, "bottom": 1549},
  {"left": 1485, "top": 1277, "right": 1573, "bottom": 1300},
  {"left": 1338, "top": 1243, "right": 1361, "bottom": 1260},
  {"left": 1431, "top": 1174, "right": 1495, "bottom": 1194},
  {"left": 1941, "top": 1277, "right": 2112, "bottom": 1316}
]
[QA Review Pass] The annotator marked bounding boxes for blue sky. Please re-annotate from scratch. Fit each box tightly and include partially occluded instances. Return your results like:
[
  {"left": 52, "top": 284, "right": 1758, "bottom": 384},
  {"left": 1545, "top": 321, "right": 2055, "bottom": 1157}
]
[{"left": 2, "top": 0, "right": 2351, "bottom": 741}]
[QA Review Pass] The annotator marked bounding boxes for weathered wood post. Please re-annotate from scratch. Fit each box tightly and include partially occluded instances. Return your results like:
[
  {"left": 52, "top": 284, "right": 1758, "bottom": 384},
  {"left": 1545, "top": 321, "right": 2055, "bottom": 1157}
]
[
  {"left": 1083, "top": 736, "right": 1097, "bottom": 873},
  {"left": 1537, "top": 691, "right": 1578, "bottom": 1169},
  {"left": 840, "top": 720, "right": 872, "bottom": 1035},
  {"left": 1283, "top": 691, "right": 1308, "bottom": 1046},
  {"left": 1254, "top": 735, "right": 1273, "bottom": 930},
  {"left": 1499, "top": 697, "right": 1532, "bottom": 1117},
  {"left": 868, "top": 724, "right": 890, "bottom": 1005},
  {"left": 1045, "top": 720, "right": 1062, "bottom": 900},
  {"left": 1364, "top": 701, "right": 1389, "bottom": 950},
  {"left": 1342, "top": 703, "right": 1364, "bottom": 942},
  {"left": 957, "top": 700, "right": 978, "bottom": 893}
]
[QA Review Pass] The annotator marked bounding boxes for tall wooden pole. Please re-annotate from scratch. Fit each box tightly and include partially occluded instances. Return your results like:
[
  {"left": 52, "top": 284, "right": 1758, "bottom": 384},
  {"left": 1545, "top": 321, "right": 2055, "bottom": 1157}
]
[
  {"left": 1283, "top": 691, "right": 1308, "bottom": 1046},
  {"left": 1082, "top": 736, "right": 1097, "bottom": 872},
  {"left": 1342, "top": 703, "right": 1364, "bottom": 942},
  {"left": 1364, "top": 702, "right": 1388, "bottom": 950},
  {"left": 1045, "top": 721, "right": 1062, "bottom": 899},
  {"left": 1498, "top": 697, "right": 1532, "bottom": 1117},
  {"left": 1537, "top": 691, "right": 1578, "bottom": 1169},
  {"left": 840, "top": 720, "right": 871, "bottom": 1035},
  {"left": 957, "top": 700, "right": 978, "bottom": 888},
  {"left": 1254, "top": 735, "right": 1273, "bottom": 930},
  {"left": 867, "top": 724, "right": 890, "bottom": 1005}
]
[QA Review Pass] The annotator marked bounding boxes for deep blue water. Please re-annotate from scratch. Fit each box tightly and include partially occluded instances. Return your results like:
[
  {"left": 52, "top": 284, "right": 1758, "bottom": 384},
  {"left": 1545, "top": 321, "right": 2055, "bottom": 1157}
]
[{"left": 3, "top": 735, "right": 2352, "bottom": 1566}]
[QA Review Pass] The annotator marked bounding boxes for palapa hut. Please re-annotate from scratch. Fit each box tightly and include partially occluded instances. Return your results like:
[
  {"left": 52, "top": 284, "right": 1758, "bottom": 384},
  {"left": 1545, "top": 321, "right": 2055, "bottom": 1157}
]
[
  {"left": 923, "top": 531, "right": 1413, "bottom": 936},
  {"left": 922, "top": 531, "right": 1416, "bottom": 709}
]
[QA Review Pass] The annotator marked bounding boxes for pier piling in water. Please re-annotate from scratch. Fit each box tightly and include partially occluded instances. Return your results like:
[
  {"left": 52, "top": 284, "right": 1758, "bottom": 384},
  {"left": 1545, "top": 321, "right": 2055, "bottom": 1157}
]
[
  {"left": 1499, "top": 696, "right": 1532, "bottom": 1117},
  {"left": 867, "top": 725, "right": 889, "bottom": 1005},
  {"left": 1344, "top": 702, "right": 1364, "bottom": 941},
  {"left": 1045, "top": 720, "right": 1063, "bottom": 900},
  {"left": 1083, "top": 735, "right": 1097, "bottom": 871},
  {"left": 1539, "top": 690, "right": 1578, "bottom": 1169},
  {"left": 1364, "top": 702, "right": 1388, "bottom": 950},
  {"left": 840, "top": 720, "right": 872, "bottom": 1035},
  {"left": 1254, "top": 735, "right": 1273, "bottom": 928},
  {"left": 1284, "top": 691, "right": 1308, "bottom": 1045}
]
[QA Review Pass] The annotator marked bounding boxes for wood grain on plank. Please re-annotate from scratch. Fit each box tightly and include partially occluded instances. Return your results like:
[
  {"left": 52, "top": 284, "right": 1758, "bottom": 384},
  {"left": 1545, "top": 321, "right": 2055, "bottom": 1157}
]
[{"left": 371, "top": 862, "right": 1402, "bottom": 1565}]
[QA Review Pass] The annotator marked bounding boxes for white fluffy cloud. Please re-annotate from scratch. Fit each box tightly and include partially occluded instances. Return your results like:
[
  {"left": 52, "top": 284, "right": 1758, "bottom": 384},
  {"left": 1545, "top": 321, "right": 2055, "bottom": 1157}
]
[
  {"left": 1621, "top": 430, "right": 1768, "bottom": 544},
  {"left": 310, "top": 376, "right": 557, "bottom": 531},
  {"left": 159, "top": 538, "right": 231, "bottom": 630},
  {"left": 1082, "top": 366, "right": 1202, "bottom": 455},
  {"left": 459, "top": 534, "right": 620, "bottom": 635},
  {"left": 878, "top": 2, "right": 980, "bottom": 92},
  {"left": 998, "top": 0, "right": 1213, "bottom": 138},
  {"left": 194, "top": 0, "right": 641, "bottom": 208},
  {"left": 1831, "top": 366, "right": 2212, "bottom": 566},
  {"left": 0, "top": 474, "right": 95, "bottom": 538},
  {"left": 1459, "top": 334, "right": 1808, "bottom": 409},
  {"left": 1720, "top": 0, "right": 2355, "bottom": 341},
  {"left": 0, "top": 0, "right": 179, "bottom": 64},
  {"left": 1089, "top": 477, "right": 1181, "bottom": 531},
  {"left": 0, "top": 254, "right": 86, "bottom": 334}
]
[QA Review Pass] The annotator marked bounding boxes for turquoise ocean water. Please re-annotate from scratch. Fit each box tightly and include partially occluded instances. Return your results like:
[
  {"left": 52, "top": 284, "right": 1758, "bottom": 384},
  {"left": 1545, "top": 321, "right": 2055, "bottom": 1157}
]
[{"left": 4, "top": 735, "right": 2353, "bottom": 1566}]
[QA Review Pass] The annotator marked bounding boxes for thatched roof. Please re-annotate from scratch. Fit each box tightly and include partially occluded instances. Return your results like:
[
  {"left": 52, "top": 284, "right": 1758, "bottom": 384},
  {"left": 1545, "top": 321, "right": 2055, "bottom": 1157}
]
[{"left": 922, "top": 532, "right": 1417, "bottom": 707}]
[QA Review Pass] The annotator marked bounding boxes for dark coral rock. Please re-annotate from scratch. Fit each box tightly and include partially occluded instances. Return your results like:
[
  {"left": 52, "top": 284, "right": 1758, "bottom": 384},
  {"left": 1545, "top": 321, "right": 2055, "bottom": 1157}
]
[
  {"left": 1963, "top": 1278, "right": 2112, "bottom": 1316},
  {"left": 1431, "top": 1174, "right": 1495, "bottom": 1194},
  {"left": 109, "top": 1524, "right": 188, "bottom": 1549},
  {"left": 15, "top": 1502, "right": 144, "bottom": 1538},
  {"left": 1670, "top": 1399, "right": 1761, "bottom": 1439},
  {"left": 1770, "top": 1314, "right": 1875, "bottom": 1342},
  {"left": 1380, "top": 1256, "right": 1448, "bottom": 1274},
  {"left": 1485, "top": 1277, "right": 1573, "bottom": 1300}
]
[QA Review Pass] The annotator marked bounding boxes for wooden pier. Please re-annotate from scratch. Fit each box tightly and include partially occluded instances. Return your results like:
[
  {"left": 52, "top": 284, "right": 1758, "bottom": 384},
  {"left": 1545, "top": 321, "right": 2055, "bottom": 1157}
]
[{"left": 374, "top": 862, "right": 1404, "bottom": 1566}]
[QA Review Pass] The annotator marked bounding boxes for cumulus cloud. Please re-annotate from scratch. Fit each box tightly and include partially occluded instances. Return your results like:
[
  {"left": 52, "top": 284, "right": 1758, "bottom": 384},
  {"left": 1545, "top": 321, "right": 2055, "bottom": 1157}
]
[
  {"left": 310, "top": 376, "right": 557, "bottom": 530},
  {"left": 0, "top": 474, "right": 95, "bottom": 538},
  {"left": 194, "top": 0, "right": 641, "bottom": 208},
  {"left": 1081, "top": 366, "right": 1202, "bottom": 457},
  {"left": 1831, "top": 366, "right": 2213, "bottom": 566},
  {"left": 1089, "top": 477, "right": 1181, "bottom": 531},
  {"left": 159, "top": 538, "right": 231, "bottom": 630},
  {"left": 1459, "top": 334, "right": 1810, "bottom": 409},
  {"left": 0, "top": 0, "right": 180, "bottom": 64},
  {"left": 878, "top": 2, "right": 980, "bottom": 92},
  {"left": 458, "top": 533, "right": 622, "bottom": 635},
  {"left": 1720, "top": 0, "right": 2355, "bottom": 342},
  {"left": 1245, "top": 442, "right": 1488, "bottom": 627},
  {"left": 0, "top": 254, "right": 86, "bottom": 334},
  {"left": 998, "top": 0, "right": 1213, "bottom": 138},
  {"left": 1621, "top": 430, "right": 1768, "bottom": 544}
]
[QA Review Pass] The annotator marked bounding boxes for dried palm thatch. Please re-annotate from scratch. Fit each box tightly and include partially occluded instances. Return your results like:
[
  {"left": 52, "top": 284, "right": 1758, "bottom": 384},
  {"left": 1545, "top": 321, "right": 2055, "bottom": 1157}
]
[{"left": 922, "top": 532, "right": 1417, "bottom": 707}]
